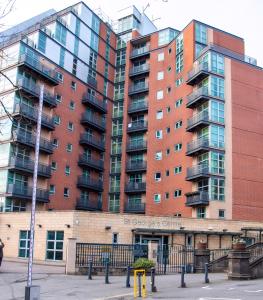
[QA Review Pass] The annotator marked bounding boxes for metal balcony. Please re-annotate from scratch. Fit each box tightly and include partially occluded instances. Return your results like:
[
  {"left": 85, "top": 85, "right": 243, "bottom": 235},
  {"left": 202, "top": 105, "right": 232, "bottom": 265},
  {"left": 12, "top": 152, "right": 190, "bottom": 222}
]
[
  {"left": 129, "top": 64, "right": 150, "bottom": 77},
  {"left": 127, "top": 121, "right": 148, "bottom": 133},
  {"left": 13, "top": 129, "right": 53, "bottom": 154},
  {"left": 17, "top": 78, "right": 57, "bottom": 108},
  {"left": 186, "top": 137, "right": 224, "bottom": 156},
  {"left": 130, "top": 46, "right": 150, "bottom": 59},
  {"left": 186, "top": 110, "right": 210, "bottom": 132},
  {"left": 186, "top": 87, "right": 211, "bottom": 109},
  {"left": 81, "top": 113, "right": 106, "bottom": 132},
  {"left": 78, "top": 154, "right": 104, "bottom": 171},
  {"left": 77, "top": 176, "right": 103, "bottom": 192},
  {"left": 8, "top": 156, "right": 51, "bottom": 178},
  {"left": 87, "top": 76, "right": 98, "bottom": 88},
  {"left": 79, "top": 133, "right": 105, "bottom": 152},
  {"left": 128, "top": 82, "right": 149, "bottom": 95},
  {"left": 18, "top": 53, "right": 59, "bottom": 85},
  {"left": 185, "top": 191, "right": 209, "bottom": 207},
  {"left": 128, "top": 100, "right": 148, "bottom": 114},
  {"left": 125, "top": 182, "right": 146, "bottom": 193},
  {"left": 75, "top": 197, "right": 102, "bottom": 211},
  {"left": 13, "top": 103, "right": 55, "bottom": 130},
  {"left": 186, "top": 62, "right": 210, "bottom": 86},
  {"left": 82, "top": 93, "right": 107, "bottom": 113},
  {"left": 126, "top": 140, "right": 147, "bottom": 153},
  {"left": 124, "top": 202, "right": 145, "bottom": 213},
  {"left": 126, "top": 161, "right": 147, "bottom": 172},
  {"left": 186, "top": 164, "right": 210, "bottom": 181},
  {"left": 6, "top": 183, "right": 49, "bottom": 203}
]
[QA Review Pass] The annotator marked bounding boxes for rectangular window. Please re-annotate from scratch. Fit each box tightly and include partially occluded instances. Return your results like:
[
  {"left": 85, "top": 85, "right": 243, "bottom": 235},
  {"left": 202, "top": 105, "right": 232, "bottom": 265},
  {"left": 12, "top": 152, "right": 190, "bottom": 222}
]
[
  {"left": 176, "top": 52, "right": 183, "bottom": 73},
  {"left": 156, "top": 130, "right": 163, "bottom": 139},
  {"left": 59, "top": 48, "right": 65, "bottom": 67},
  {"left": 176, "top": 34, "right": 183, "bottom": 53},
  {"left": 210, "top": 178, "right": 225, "bottom": 201},
  {"left": 156, "top": 110, "right": 163, "bottom": 120},
  {"left": 55, "top": 22, "right": 67, "bottom": 45},
  {"left": 90, "top": 32, "right": 99, "bottom": 51},
  {"left": 18, "top": 230, "right": 30, "bottom": 258},
  {"left": 210, "top": 125, "right": 224, "bottom": 148},
  {"left": 91, "top": 14, "right": 100, "bottom": 34},
  {"left": 65, "top": 166, "right": 70, "bottom": 176},
  {"left": 157, "top": 71, "right": 164, "bottom": 80},
  {"left": 112, "top": 233, "right": 119, "bottom": 244},
  {"left": 51, "top": 161, "right": 57, "bottom": 171},
  {"left": 174, "top": 143, "right": 182, "bottom": 152},
  {"left": 154, "top": 194, "right": 161, "bottom": 203},
  {"left": 175, "top": 77, "right": 183, "bottom": 87},
  {"left": 174, "top": 189, "right": 182, "bottom": 198},
  {"left": 155, "top": 151, "right": 162, "bottom": 160},
  {"left": 53, "top": 138, "right": 58, "bottom": 148},
  {"left": 66, "top": 143, "right": 72, "bottom": 152},
  {"left": 211, "top": 52, "right": 224, "bottom": 75},
  {"left": 57, "top": 72, "right": 64, "bottom": 82},
  {"left": 197, "top": 207, "right": 206, "bottom": 218},
  {"left": 195, "top": 23, "right": 207, "bottom": 44},
  {"left": 165, "top": 192, "right": 169, "bottom": 200},
  {"left": 49, "top": 184, "right": 55, "bottom": 195},
  {"left": 75, "top": 18, "right": 80, "bottom": 36},
  {"left": 210, "top": 76, "right": 224, "bottom": 99},
  {"left": 174, "top": 166, "right": 182, "bottom": 174},
  {"left": 71, "top": 81, "right": 77, "bottom": 91},
  {"left": 156, "top": 90, "right": 163, "bottom": 100},
  {"left": 56, "top": 94, "right": 62, "bottom": 103},
  {"left": 74, "top": 38, "right": 79, "bottom": 56},
  {"left": 69, "top": 101, "right": 75, "bottom": 110},
  {"left": 211, "top": 101, "right": 224, "bottom": 123},
  {"left": 158, "top": 52, "right": 164, "bottom": 61},
  {"left": 175, "top": 120, "right": 183, "bottom": 129},
  {"left": 72, "top": 58, "right": 78, "bottom": 76},
  {"left": 64, "top": 187, "right": 69, "bottom": 197},
  {"left": 54, "top": 115, "right": 60, "bottom": 125},
  {"left": 175, "top": 98, "right": 183, "bottom": 107},
  {"left": 155, "top": 172, "right": 161, "bottom": 182},
  {"left": 46, "top": 231, "right": 64, "bottom": 261},
  {"left": 38, "top": 32, "right": 46, "bottom": 53},
  {"left": 68, "top": 122, "right": 74, "bottom": 131},
  {"left": 219, "top": 209, "right": 225, "bottom": 218}
]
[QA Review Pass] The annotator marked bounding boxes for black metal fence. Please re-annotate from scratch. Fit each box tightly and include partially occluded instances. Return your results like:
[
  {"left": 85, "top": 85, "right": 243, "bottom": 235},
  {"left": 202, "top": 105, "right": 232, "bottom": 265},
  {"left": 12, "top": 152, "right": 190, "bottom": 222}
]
[{"left": 76, "top": 243, "right": 148, "bottom": 268}]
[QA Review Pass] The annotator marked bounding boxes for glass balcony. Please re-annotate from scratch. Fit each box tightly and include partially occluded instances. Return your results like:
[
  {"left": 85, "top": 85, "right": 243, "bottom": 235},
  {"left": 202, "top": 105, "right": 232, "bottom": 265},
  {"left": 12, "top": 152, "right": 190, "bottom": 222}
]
[
  {"left": 78, "top": 154, "right": 104, "bottom": 171},
  {"left": 186, "top": 164, "right": 210, "bottom": 181},
  {"left": 128, "top": 82, "right": 149, "bottom": 95},
  {"left": 125, "top": 182, "right": 146, "bottom": 193},
  {"left": 13, "top": 128, "right": 53, "bottom": 154},
  {"left": 18, "top": 53, "right": 59, "bottom": 85},
  {"left": 185, "top": 191, "right": 209, "bottom": 207},
  {"left": 17, "top": 78, "right": 57, "bottom": 108},
  {"left": 129, "top": 64, "right": 150, "bottom": 77},
  {"left": 186, "top": 110, "right": 210, "bottom": 132},
  {"left": 75, "top": 197, "right": 102, "bottom": 211},
  {"left": 128, "top": 100, "right": 148, "bottom": 114},
  {"left": 130, "top": 46, "right": 150, "bottom": 59},
  {"left": 6, "top": 183, "right": 49, "bottom": 203},
  {"left": 124, "top": 202, "right": 145, "bottom": 213},
  {"left": 9, "top": 156, "right": 51, "bottom": 178},
  {"left": 126, "top": 161, "right": 147, "bottom": 172},
  {"left": 186, "top": 137, "right": 224, "bottom": 156},
  {"left": 127, "top": 121, "right": 148, "bottom": 133},
  {"left": 186, "top": 62, "right": 210, "bottom": 85},
  {"left": 81, "top": 113, "right": 106, "bottom": 132},
  {"left": 77, "top": 176, "right": 103, "bottom": 192},
  {"left": 79, "top": 133, "right": 105, "bottom": 152},
  {"left": 13, "top": 103, "right": 55, "bottom": 130},
  {"left": 82, "top": 93, "right": 107, "bottom": 113},
  {"left": 126, "top": 140, "right": 147, "bottom": 152}
]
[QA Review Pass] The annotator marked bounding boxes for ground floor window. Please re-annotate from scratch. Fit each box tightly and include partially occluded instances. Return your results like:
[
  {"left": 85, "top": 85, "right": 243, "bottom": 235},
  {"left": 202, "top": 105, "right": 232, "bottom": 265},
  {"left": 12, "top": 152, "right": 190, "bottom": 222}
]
[
  {"left": 18, "top": 230, "right": 30, "bottom": 258},
  {"left": 46, "top": 231, "right": 64, "bottom": 261}
]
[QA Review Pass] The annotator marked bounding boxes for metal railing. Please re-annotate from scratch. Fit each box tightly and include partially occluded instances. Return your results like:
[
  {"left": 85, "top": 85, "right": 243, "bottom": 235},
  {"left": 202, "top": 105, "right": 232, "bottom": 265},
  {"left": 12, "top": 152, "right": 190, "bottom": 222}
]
[
  {"left": 79, "top": 133, "right": 105, "bottom": 151},
  {"left": 127, "top": 121, "right": 148, "bottom": 132},
  {"left": 187, "top": 86, "right": 209, "bottom": 105},
  {"left": 128, "top": 82, "right": 149, "bottom": 94},
  {"left": 185, "top": 191, "right": 209, "bottom": 206},
  {"left": 126, "top": 140, "right": 147, "bottom": 151},
  {"left": 76, "top": 197, "right": 102, "bottom": 211},
  {"left": 87, "top": 76, "right": 98, "bottom": 88},
  {"left": 186, "top": 164, "right": 210, "bottom": 178},
  {"left": 124, "top": 202, "right": 146, "bottom": 213},
  {"left": 6, "top": 183, "right": 49, "bottom": 202},
  {"left": 128, "top": 100, "right": 148, "bottom": 113},
  {"left": 77, "top": 176, "right": 103, "bottom": 191},
  {"left": 187, "top": 137, "right": 224, "bottom": 154},
  {"left": 247, "top": 243, "right": 263, "bottom": 263},
  {"left": 210, "top": 248, "right": 231, "bottom": 262},
  {"left": 78, "top": 154, "right": 104, "bottom": 170},
  {"left": 129, "top": 64, "right": 150, "bottom": 75},
  {"left": 130, "top": 46, "right": 150, "bottom": 58},
  {"left": 126, "top": 161, "right": 147, "bottom": 171},
  {"left": 82, "top": 93, "right": 107, "bottom": 112},
  {"left": 81, "top": 113, "right": 106, "bottom": 130},
  {"left": 125, "top": 182, "right": 146, "bottom": 192},
  {"left": 187, "top": 110, "right": 209, "bottom": 129},
  {"left": 187, "top": 62, "right": 209, "bottom": 81}
]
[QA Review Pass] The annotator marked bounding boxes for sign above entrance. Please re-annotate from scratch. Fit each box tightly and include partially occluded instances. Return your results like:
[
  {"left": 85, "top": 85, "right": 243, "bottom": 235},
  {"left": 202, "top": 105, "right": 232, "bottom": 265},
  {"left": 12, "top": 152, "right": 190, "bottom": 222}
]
[{"left": 123, "top": 217, "right": 182, "bottom": 229}]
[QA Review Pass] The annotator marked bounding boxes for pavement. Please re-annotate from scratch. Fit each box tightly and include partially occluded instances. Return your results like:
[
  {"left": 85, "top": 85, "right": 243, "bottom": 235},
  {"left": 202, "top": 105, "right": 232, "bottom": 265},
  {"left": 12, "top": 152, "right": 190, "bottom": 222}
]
[{"left": 0, "top": 261, "right": 263, "bottom": 299}]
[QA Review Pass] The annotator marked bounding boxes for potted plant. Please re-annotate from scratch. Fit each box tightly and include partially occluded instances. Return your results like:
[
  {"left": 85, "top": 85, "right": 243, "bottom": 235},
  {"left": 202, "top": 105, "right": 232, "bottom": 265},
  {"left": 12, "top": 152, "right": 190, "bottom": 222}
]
[
  {"left": 232, "top": 237, "right": 246, "bottom": 250},
  {"left": 132, "top": 258, "right": 155, "bottom": 273},
  {"left": 197, "top": 240, "right": 207, "bottom": 250}
]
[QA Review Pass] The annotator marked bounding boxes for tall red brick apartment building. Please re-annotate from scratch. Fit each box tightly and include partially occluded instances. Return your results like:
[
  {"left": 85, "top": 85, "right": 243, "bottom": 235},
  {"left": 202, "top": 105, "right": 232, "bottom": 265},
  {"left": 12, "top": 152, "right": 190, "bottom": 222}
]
[{"left": 0, "top": 2, "right": 262, "bottom": 222}]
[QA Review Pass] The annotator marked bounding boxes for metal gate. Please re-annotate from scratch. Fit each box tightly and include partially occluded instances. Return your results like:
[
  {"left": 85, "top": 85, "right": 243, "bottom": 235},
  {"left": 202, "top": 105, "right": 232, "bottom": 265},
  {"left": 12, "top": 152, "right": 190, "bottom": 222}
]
[{"left": 156, "top": 244, "right": 194, "bottom": 274}]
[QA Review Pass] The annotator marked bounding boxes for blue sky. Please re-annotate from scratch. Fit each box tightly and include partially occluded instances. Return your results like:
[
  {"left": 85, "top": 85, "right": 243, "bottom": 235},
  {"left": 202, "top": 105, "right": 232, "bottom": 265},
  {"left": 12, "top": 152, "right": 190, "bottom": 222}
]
[{"left": 2, "top": 0, "right": 263, "bottom": 66}]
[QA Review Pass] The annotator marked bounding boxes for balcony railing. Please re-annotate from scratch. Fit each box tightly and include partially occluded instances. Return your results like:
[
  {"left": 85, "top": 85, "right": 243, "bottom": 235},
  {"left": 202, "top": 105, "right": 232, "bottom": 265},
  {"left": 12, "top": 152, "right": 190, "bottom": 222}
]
[
  {"left": 126, "top": 140, "right": 147, "bottom": 152},
  {"left": 13, "top": 128, "right": 53, "bottom": 154},
  {"left": 18, "top": 53, "right": 59, "bottom": 85},
  {"left": 186, "top": 137, "right": 224, "bottom": 156},
  {"left": 128, "top": 100, "right": 148, "bottom": 114},
  {"left": 77, "top": 176, "right": 103, "bottom": 191},
  {"left": 6, "top": 183, "right": 49, "bottom": 203},
  {"left": 186, "top": 110, "right": 210, "bottom": 132},
  {"left": 75, "top": 197, "right": 102, "bottom": 211},
  {"left": 78, "top": 154, "right": 104, "bottom": 171},
  {"left": 186, "top": 87, "right": 210, "bottom": 108},
  {"left": 130, "top": 46, "right": 150, "bottom": 58},
  {"left": 13, "top": 103, "right": 55, "bottom": 130},
  {"left": 125, "top": 182, "right": 146, "bottom": 193},
  {"left": 17, "top": 78, "right": 57, "bottom": 108},
  {"left": 87, "top": 76, "right": 98, "bottom": 88},
  {"left": 186, "top": 164, "right": 210, "bottom": 181},
  {"left": 81, "top": 113, "right": 106, "bottom": 132},
  {"left": 126, "top": 161, "right": 147, "bottom": 172},
  {"left": 127, "top": 121, "right": 148, "bottom": 133},
  {"left": 128, "top": 82, "right": 149, "bottom": 95},
  {"left": 129, "top": 64, "right": 150, "bottom": 77},
  {"left": 82, "top": 93, "right": 107, "bottom": 113},
  {"left": 124, "top": 202, "right": 146, "bottom": 213},
  {"left": 9, "top": 156, "right": 51, "bottom": 178},
  {"left": 79, "top": 133, "right": 105, "bottom": 151},
  {"left": 186, "top": 62, "right": 210, "bottom": 85},
  {"left": 185, "top": 191, "right": 209, "bottom": 207}
]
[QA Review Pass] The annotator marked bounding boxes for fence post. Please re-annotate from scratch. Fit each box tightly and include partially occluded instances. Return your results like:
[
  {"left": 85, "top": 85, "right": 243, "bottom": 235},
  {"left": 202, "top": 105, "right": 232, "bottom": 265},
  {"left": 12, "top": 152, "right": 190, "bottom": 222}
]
[
  {"left": 180, "top": 265, "right": 186, "bottom": 288},
  {"left": 65, "top": 238, "right": 77, "bottom": 275},
  {"left": 105, "top": 259, "right": 110, "bottom": 284},
  {"left": 126, "top": 265, "right": 131, "bottom": 288},
  {"left": 88, "top": 259, "right": 92, "bottom": 280},
  {"left": 204, "top": 262, "right": 209, "bottom": 283},
  {"left": 151, "top": 267, "right": 157, "bottom": 292}
]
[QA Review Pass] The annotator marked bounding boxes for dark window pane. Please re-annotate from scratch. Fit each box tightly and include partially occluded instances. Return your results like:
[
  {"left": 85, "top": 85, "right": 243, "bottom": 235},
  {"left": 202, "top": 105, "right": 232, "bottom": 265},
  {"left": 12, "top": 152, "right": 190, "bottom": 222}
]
[
  {"left": 56, "top": 231, "right": 64, "bottom": 240},
  {"left": 56, "top": 242, "right": 63, "bottom": 250},
  {"left": 47, "top": 231, "right": 55, "bottom": 240},
  {"left": 47, "top": 241, "right": 55, "bottom": 250},
  {"left": 46, "top": 251, "right": 54, "bottom": 260},
  {"left": 55, "top": 251, "right": 63, "bottom": 261}
]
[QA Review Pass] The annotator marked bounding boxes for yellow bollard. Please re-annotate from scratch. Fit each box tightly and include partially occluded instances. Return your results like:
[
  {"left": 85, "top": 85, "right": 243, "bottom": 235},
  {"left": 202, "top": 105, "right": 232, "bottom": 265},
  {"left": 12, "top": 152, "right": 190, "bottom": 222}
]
[{"left": 134, "top": 269, "right": 147, "bottom": 298}]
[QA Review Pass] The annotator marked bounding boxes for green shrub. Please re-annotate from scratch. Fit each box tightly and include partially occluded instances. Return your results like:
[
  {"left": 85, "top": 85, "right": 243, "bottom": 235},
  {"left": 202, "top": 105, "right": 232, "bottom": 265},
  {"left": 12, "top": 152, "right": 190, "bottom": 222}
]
[{"left": 132, "top": 258, "right": 155, "bottom": 270}]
